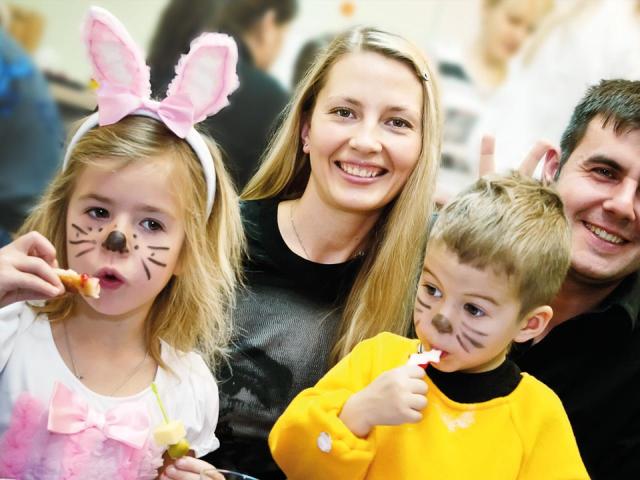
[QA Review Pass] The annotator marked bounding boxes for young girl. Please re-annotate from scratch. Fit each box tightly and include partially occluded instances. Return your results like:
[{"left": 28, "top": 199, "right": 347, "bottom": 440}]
[{"left": 0, "top": 7, "right": 243, "bottom": 479}]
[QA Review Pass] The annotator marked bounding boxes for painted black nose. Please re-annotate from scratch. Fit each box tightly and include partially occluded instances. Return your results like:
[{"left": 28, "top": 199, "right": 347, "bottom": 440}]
[
  {"left": 102, "top": 230, "right": 128, "bottom": 253},
  {"left": 432, "top": 314, "right": 453, "bottom": 334}
]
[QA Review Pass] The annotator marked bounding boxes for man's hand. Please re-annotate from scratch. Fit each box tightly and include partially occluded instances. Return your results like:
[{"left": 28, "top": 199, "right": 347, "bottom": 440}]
[{"left": 478, "top": 134, "right": 558, "bottom": 178}]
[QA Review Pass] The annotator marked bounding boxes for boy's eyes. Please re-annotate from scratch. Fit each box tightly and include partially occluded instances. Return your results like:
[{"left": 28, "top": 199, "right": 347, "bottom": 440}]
[
  {"left": 422, "top": 283, "right": 488, "bottom": 318},
  {"left": 424, "top": 284, "right": 443, "bottom": 298},
  {"left": 464, "top": 303, "right": 486, "bottom": 318}
]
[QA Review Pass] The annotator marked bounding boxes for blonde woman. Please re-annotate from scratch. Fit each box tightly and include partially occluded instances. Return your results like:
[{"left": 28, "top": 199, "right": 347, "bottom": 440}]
[
  {"left": 435, "top": 0, "right": 554, "bottom": 202},
  {"left": 206, "top": 26, "right": 441, "bottom": 477},
  {"left": 470, "top": 0, "right": 640, "bottom": 175}
]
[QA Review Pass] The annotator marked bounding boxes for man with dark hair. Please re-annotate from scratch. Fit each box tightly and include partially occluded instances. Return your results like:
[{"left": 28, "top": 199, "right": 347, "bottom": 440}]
[{"left": 511, "top": 79, "right": 640, "bottom": 479}]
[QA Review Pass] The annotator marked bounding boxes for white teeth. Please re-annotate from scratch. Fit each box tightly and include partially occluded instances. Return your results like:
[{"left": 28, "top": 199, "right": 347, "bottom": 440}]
[
  {"left": 585, "top": 223, "right": 625, "bottom": 244},
  {"left": 339, "top": 162, "right": 382, "bottom": 178}
]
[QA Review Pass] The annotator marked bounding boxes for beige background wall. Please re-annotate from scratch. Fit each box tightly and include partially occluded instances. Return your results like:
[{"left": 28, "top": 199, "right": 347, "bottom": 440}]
[{"left": 7, "top": 0, "right": 481, "bottom": 89}]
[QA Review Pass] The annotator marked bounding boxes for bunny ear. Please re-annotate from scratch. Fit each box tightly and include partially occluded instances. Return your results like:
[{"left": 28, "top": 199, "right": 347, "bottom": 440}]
[
  {"left": 83, "top": 6, "right": 150, "bottom": 98},
  {"left": 166, "top": 33, "right": 239, "bottom": 123}
]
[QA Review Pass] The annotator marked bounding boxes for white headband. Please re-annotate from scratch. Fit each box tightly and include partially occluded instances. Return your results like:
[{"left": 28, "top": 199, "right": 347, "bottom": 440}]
[{"left": 63, "top": 110, "right": 218, "bottom": 215}]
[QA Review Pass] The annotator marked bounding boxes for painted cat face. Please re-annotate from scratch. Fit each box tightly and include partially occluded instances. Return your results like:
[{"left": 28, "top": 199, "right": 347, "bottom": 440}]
[
  {"left": 65, "top": 155, "right": 185, "bottom": 317},
  {"left": 413, "top": 242, "right": 526, "bottom": 373}
]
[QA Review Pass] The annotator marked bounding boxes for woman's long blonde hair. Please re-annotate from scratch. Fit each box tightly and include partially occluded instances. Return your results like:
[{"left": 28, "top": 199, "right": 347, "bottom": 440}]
[
  {"left": 243, "top": 27, "right": 441, "bottom": 364},
  {"left": 19, "top": 116, "right": 245, "bottom": 370}
]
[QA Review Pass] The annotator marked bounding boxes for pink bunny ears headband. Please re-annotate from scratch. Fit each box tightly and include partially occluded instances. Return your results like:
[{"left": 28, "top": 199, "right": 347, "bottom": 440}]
[{"left": 63, "top": 6, "right": 240, "bottom": 216}]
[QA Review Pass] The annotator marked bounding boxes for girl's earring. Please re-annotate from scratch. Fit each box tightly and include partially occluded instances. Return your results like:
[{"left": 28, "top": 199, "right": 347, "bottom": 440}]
[{"left": 302, "top": 142, "right": 310, "bottom": 154}]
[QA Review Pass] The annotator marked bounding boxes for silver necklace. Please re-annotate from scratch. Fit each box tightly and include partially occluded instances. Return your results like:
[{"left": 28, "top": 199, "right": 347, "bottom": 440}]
[
  {"left": 63, "top": 320, "right": 150, "bottom": 396},
  {"left": 290, "top": 202, "right": 311, "bottom": 259},
  {"left": 289, "top": 202, "right": 366, "bottom": 261}
]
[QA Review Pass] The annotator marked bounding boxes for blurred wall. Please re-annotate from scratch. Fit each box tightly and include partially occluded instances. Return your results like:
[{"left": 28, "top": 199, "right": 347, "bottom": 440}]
[
  {"left": 8, "top": 0, "right": 479, "bottom": 89},
  {"left": 7, "top": 0, "right": 169, "bottom": 85},
  {"left": 271, "top": 0, "right": 481, "bottom": 88}
]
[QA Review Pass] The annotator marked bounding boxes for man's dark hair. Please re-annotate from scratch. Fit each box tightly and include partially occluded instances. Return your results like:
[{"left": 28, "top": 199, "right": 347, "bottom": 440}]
[{"left": 558, "top": 79, "right": 640, "bottom": 174}]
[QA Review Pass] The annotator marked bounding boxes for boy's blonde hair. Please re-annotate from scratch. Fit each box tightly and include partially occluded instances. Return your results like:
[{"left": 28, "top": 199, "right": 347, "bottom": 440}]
[
  {"left": 242, "top": 26, "right": 442, "bottom": 364},
  {"left": 19, "top": 116, "right": 245, "bottom": 370},
  {"left": 429, "top": 172, "right": 571, "bottom": 317}
]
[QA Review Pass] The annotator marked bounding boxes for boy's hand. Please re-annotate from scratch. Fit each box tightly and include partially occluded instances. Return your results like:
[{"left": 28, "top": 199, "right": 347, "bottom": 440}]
[
  {"left": 0, "top": 231, "right": 64, "bottom": 308},
  {"left": 160, "top": 456, "right": 225, "bottom": 480},
  {"left": 339, "top": 365, "right": 428, "bottom": 437}
]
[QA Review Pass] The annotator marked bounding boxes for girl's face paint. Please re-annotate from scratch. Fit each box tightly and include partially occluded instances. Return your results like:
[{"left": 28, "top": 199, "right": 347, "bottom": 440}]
[
  {"left": 413, "top": 242, "right": 526, "bottom": 373},
  {"left": 65, "top": 155, "right": 185, "bottom": 318}
]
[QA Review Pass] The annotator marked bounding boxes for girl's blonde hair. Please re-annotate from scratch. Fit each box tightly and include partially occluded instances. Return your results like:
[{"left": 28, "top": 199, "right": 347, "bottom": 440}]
[
  {"left": 19, "top": 116, "right": 245, "bottom": 370},
  {"left": 243, "top": 26, "right": 441, "bottom": 364}
]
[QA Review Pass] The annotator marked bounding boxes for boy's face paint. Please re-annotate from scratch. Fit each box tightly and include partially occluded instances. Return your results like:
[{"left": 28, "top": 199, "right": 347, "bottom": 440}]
[
  {"left": 413, "top": 242, "right": 526, "bottom": 373},
  {"left": 65, "top": 156, "right": 185, "bottom": 317}
]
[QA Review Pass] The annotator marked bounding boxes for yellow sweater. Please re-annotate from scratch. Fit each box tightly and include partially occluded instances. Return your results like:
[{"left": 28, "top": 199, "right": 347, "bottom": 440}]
[{"left": 269, "top": 333, "right": 589, "bottom": 480}]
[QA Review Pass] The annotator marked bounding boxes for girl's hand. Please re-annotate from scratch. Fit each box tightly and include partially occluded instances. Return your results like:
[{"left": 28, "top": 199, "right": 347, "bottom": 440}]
[
  {"left": 160, "top": 456, "right": 225, "bottom": 480},
  {"left": 339, "top": 365, "right": 428, "bottom": 437},
  {"left": 0, "top": 231, "right": 64, "bottom": 308}
]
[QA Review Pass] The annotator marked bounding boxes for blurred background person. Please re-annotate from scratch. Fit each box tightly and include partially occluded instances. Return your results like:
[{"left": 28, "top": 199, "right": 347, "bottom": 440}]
[
  {"left": 147, "top": 0, "right": 219, "bottom": 97},
  {"left": 0, "top": 7, "right": 63, "bottom": 246},
  {"left": 433, "top": 0, "right": 553, "bottom": 201},
  {"left": 471, "top": 0, "right": 640, "bottom": 174},
  {"left": 290, "top": 32, "right": 334, "bottom": 88},
  {"left": 148, "top": 0, "right": 298, "bottom": 191}
]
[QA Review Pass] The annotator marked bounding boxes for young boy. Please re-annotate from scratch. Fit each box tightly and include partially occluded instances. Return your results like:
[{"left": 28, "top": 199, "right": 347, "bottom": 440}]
[{"left": 268, "top": 173, "right": 589, "bottom": 479}]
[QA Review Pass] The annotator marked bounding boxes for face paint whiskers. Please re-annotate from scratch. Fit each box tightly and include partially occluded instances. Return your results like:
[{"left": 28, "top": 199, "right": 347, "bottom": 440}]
[
  {"left": 141, "top": 245, "right": 170, "bottom": 280},
  {"left": 70, "top": 223, "right": 97, "bottom": 258}
]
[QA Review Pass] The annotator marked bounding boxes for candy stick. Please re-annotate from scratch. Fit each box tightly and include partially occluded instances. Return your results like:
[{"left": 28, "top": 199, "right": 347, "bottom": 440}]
[
  {"left": 151, "top": 382, "right": 191, "bottom": 458},
  {"left": 151, "top": 382, "right": 170, "bottom": 423},
  {"left": 407, "top": 348, "right": 442, "bottom": 369}
]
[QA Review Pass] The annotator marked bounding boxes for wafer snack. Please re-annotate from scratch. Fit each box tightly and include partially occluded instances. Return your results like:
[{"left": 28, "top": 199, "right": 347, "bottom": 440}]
[{"left": 54, "top": 268, "right": 101, "bottom": 299}]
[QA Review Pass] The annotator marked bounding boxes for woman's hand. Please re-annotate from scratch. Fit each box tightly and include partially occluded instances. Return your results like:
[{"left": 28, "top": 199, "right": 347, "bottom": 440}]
[
  {"left": 339, "top": 365, "right": 428, "bottom": 437},
  {"left": 159, "top": 456, "right": 225, "bottom": 480},
  {"left": 0, "top": 231, "right": 64, "bottom": 308}
]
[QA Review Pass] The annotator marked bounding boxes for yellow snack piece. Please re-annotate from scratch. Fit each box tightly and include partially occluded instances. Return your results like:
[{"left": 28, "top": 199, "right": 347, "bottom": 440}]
[
  {"left": 168, "top": 438, "right": 191, "bottom": 459},
  {"left": 153, "top": 420, "right": 186, "bottom": 446}
]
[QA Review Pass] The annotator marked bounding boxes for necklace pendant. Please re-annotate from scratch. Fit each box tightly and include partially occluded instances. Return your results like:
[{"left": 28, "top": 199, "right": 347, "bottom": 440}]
[{"left": 76, "top": 374, "right": 84, "bottom": 380}]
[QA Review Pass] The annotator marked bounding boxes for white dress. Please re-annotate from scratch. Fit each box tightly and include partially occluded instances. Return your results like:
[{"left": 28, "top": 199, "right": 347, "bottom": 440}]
[{"left": 0, "top": 301, "right": 220, "bottom": 479}]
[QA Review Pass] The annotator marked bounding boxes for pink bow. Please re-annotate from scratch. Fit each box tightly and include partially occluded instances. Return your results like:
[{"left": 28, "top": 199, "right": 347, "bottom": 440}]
[
  {"left": 98, "top": 86, "right": 195, "bottom": 138},
  {"left": 47, "top": 382, "right": 150, "bottom": 449}
]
